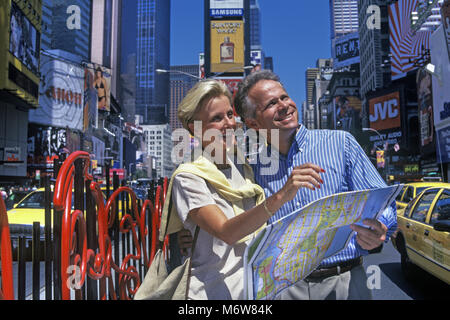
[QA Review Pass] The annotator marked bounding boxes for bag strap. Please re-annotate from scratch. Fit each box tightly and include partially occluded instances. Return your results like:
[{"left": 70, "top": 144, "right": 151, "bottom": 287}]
[
  {"left": 185, "top": 225, "right": 200, "bottom": 299},
  {"left": 163, "top": 183, "right": 200, "bottom": 299}
]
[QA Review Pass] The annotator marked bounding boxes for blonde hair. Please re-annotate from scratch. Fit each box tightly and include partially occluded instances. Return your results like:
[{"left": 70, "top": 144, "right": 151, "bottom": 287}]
[{"left": 178, "top": 79, "right": 232, "bottom": 131}]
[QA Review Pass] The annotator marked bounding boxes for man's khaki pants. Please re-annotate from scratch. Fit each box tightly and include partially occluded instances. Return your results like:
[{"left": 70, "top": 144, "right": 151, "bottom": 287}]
[{"left": 275, "top": 265, "right": 373, "bottom": 300}]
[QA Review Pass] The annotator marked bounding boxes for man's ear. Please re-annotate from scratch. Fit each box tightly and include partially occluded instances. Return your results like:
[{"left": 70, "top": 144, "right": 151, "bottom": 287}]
[{"left": 244, "top": 118, "right": 260, "bottom": 130}]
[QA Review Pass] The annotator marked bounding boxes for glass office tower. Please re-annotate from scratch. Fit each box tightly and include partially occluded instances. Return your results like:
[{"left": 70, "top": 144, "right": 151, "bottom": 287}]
[{"left": 136, "top": 0, "right": 171, "bottom": 125}]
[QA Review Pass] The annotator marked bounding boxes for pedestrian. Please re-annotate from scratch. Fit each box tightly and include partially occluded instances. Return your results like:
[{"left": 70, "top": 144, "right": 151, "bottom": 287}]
[
  {"left": 161, "top": 79, "right": 318, "bottom": 299},
  {"left": 233, "top": 69, "right": 397, "bottom": 300},
  {"left": 0, "top": 188, "right": 7, "bottom": 200}
]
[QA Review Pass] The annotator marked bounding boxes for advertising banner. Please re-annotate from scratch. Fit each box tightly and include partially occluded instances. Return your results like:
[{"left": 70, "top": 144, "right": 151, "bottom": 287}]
[
  {"left": 436, "top": 124, "right": 450, "bottom": 163},
  {"left": 217, "top": 78, "right": 243, "bottom": 96},
  {"left": 333, "top": 32, "right": 360, "bottom": 69},
  {"left": 416, "top": 68, "right": 434, "bottom": 148},
  {"left": 29, "top": 53, "right": 84, "bottom": 130},
  {"left": 443, "top": 0, "right": 450, "bottom": 61},
  {"left": 9, "top": 1, "right": 40, "bottom": 76},
  {"left": 210, "top": 20, "right": 245, "bottom": 73},
  {"left": 27, "top": 125, "right": 68, "bottom": 168},
  {"left": 83, "top": 66, "right": 99, "bottom": 131},
  {"left": 376, "top": 150, "right": 385, "bottom": 168},
  {"left": 85, "top": 62, "right": 111, "bottom": 112},
  {"left": 369, "top": 91, "right": 401, "bottom": 131},
  {"left": 3, "top": 147, "right": 21, "bottom": 166},
  {"left": 389, "top": 0, "right": 441, "bottom": 80},
  {"left": 250, "top": 50, "right": 263, "bottom": 69},
  {"left": 199, "top": 53, "right": 205, "bottom": 79},
  {"left": 334, "top": 96, "right": 362, "bottom": 133},
  {"left": 210, "top": 0, "right": 244, "bottom": 17}
]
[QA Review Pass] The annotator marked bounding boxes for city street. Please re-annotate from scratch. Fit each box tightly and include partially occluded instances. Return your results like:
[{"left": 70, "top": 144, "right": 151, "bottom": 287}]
[
  {"left": 363, "top": 241, "right": 450, "bottom": 300},
  {"left": 11, "top": 240, "right": 449, "bottom": 300}
]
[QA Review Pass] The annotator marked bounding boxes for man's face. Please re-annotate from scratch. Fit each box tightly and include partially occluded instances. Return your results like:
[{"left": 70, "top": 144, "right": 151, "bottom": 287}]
[{"left": 247, "top": 80, "right": 299, "bottom": 133}]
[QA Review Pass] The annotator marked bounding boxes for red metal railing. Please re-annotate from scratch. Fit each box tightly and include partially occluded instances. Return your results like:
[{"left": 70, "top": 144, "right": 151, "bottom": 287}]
[
  {"left": 0, "top": 151, "right": 169, "bottom": 300},
  {"left": 0, "top": 196, "right": 14, "bottom": 300}
]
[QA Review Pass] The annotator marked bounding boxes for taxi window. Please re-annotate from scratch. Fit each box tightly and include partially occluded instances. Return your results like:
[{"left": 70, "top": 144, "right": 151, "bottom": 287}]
[
  {"left": 396, "top": 186, "right": 408, "bottom": 201},
  {"left": 403, "top": 187, "right": 415, "bottom": 203},
  {"left": 430, "top": 190, "right": 450, "bottom": 225},
  {"left": 410, "top": 189, "right": 440, "bottom": 223},
  {"left": 16, "top": 191, "right": 44, "bottom": 209}
]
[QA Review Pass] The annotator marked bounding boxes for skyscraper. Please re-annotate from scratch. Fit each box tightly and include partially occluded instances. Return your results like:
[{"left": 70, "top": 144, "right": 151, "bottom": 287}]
[
  {"left": 329, "top": 0, "right": 359, "bottom": 55},
  {"left": 119, "top": 0, "right": 138, "bottom": 123},
  {"left": 358, "top": 0, "right": 391, "bottom": 98},
  {"left": 169, "top": 65, "right": 199, "bottom": 131},
  {"left": 136, "top": 0, "right": 171, "bottom": 125},
  {"left": 250, "top": 0, "right": 262, "bottom": 50}
]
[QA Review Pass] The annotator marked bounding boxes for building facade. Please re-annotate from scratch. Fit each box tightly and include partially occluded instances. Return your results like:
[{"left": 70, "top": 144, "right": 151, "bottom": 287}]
[
  {"left": 169, "top": 65, "right": 199, "bottom": 131},
  {"left": 330, "top": 0, "right": 359, "bottom": 56},
  {"left": 142, "top": 124, "right": 174, "bottom": 179},
  {"left": 42, "top": 0, "right": 92, "bottom": 60}
]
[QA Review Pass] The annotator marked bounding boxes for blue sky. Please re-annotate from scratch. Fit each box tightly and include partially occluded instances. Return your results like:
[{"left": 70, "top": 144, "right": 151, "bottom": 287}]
[{"left": 170, "top": 0, "right": 332, "bottom": 112}]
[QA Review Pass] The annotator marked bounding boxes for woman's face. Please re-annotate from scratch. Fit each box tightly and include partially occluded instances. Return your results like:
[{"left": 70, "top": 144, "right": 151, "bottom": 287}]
[{"left": 189, "top": 95, "right": 236, "bottom": 156}]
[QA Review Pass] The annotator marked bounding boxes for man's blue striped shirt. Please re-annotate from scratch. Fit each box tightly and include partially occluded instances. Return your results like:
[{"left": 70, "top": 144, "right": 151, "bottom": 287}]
[{"left": 250, "top": 125, "right": 397, "bottom": 267}]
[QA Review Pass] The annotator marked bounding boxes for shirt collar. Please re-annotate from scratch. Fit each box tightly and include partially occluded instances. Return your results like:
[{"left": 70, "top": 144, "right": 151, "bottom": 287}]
[{"left": 266, "top": 125, "right": 308, "bottom": 160}]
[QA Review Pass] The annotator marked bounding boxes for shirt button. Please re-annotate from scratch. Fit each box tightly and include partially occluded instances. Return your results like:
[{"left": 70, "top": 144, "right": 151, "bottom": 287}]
[{"left": 296, "top": 202, "right": 301, "bottom": 207}]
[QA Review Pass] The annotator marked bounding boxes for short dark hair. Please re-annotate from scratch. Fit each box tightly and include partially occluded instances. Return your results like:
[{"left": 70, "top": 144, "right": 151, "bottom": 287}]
[{"left": 234, "top": 70, "right": 281, "bottom": 120}]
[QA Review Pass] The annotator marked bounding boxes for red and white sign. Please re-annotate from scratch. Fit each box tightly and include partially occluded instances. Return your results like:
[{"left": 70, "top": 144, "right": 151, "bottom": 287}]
[{"left": 109, "top": 168, "right": 126, "bottom": 180}]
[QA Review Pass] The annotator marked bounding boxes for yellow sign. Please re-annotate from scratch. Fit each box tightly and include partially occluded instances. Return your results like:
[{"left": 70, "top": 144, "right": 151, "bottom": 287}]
[
  {"left": 210, "top": 20, "right": 244, "bottom": 73},
  {"left": 376, "top": 150, "right": 385, "bottom": 168}
]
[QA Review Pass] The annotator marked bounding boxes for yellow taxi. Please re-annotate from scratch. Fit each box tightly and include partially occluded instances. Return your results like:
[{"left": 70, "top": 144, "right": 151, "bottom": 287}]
[
  {"left": 6, "top": 186, "right": 123, "bottom": 239},
  {"left": 392, "top": 186, "right": 450, "bottom": 284},
  {"left": 395, "top": 181, "right": 449, "bottom": 215}
]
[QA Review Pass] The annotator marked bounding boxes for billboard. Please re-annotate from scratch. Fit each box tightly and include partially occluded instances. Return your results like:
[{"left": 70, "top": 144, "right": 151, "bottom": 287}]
[
  {"left": 430, "top": 26, "right": 450, "bottom": 163},
  {"left": 416, "top": 68, "right": 434, "bottom": 149},
  {"left": 333, "top": 32, "right": 360, "bottom": 69},
  {"left": 27, "top": 124, "right": 68, "bottom": 168},
  {"left": 334, "top": 96, "right": 362, "bottom": 133},
  {"left": 389, "top": 0, "right": 442, "bottom": 80},
  {"left": 210, "top": 20, "right": 245, "bottom": 73},
  {"left": 9, "top": 1, "right": 40, "bottom": 76},
  {"left": 210, "top": 0, "right": 244, "bottom": 17},
  {"left": 29, "top": 54, "right": 84, "bottom": 130},
  {"left": 443, "top": 0, "right": 450, "bottom": 61},
  {"left": 83, "top": 66, "right": 99, "bottom": 131},
  {"left": 0, "top": 0, "right": 41, "bottom": 107},
  {"left": 369, "top": 91, "right": 401, "bottom": 131}
]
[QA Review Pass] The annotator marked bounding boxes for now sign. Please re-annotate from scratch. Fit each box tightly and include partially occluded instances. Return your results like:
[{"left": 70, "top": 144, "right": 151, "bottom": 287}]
[{"left": 369, "top": 91, "right": 401, "bottom": 130}]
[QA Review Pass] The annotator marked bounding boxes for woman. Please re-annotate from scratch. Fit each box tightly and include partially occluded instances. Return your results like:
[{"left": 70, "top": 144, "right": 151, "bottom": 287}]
[
  {"left": 161, "top": 79, "right": 321, "bottom": 300},
  {"left": 94, "top": 67, "right": 109, "bottom": 111}
]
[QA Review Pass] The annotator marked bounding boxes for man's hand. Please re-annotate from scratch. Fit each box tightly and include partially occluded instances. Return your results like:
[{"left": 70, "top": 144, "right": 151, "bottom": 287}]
[
  {"left": 350, "top": 219, "right": 388, "bottom": 251},
  {"left": 277, "top": 163, "right": 325, "bottom": 203},
  {"left": 177, "top": 229, "right": 193, "bottom": 256}
]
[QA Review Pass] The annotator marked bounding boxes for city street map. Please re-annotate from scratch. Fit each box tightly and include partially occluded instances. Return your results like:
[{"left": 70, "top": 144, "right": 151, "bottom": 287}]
[{"left": 244, "top": 185, "right": 403, "bottom": 300}]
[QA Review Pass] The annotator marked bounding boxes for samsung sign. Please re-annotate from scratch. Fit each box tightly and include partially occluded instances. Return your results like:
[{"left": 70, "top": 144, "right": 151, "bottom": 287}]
[
  {"left": 210, "top": 8, "right": 243, "bottom": 17},
  {"left": 333, "top": 32, "right": 360, "bottom": 69}
]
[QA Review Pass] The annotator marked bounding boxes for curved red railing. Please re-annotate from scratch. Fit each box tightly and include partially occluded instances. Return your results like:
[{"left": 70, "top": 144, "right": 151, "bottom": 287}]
[
  {"left": 53, "top": 151, "right": 167, "bottom": 300},
  {"left": 0, "top": 196, "right": 14, "bottom": 300}
]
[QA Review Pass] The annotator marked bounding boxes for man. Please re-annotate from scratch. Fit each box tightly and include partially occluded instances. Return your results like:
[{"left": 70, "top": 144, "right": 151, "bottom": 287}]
[{"left": 233, "top": 70, "right": 397, "bottom": 300}]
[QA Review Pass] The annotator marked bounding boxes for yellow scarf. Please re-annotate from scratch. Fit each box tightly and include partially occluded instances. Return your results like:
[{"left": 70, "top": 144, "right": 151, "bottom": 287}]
[{"left": 159, "top": 153, "right": 266, "bottom": 244}]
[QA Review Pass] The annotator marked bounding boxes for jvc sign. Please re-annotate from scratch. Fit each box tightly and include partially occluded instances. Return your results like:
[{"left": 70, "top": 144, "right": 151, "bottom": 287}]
[{"left": 369, "top": 91, "right": 401, "bottom": 131}]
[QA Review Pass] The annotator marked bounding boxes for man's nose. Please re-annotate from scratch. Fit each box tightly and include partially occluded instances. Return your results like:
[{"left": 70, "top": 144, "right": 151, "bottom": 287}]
[{"left": 277, "top": 98, "right": 289, "bottom": 111}]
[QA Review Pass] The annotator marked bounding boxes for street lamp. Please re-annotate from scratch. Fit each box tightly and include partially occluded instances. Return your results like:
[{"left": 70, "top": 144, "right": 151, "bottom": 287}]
[
  {"left": 156, "top": 69, "right": 201, "bottom": 80},
  {"left": 363, "top": 127, "right": 389, "bottom": 181},
  {"left": 156, "top": 65, "right": 253, "bottom": 80}
]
